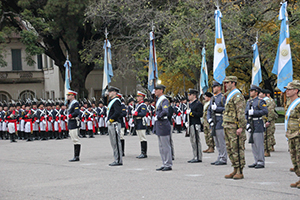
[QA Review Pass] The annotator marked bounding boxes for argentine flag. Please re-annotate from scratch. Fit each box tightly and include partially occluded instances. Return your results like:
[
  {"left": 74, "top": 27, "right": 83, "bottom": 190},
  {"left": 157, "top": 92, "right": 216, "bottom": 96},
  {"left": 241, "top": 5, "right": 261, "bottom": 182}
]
[
  {"left": 213, "top": 8, "right": 229, "bottom": 84},
  {"left": 64, "top": 59, "right": 71, "bottom": 102},
  {"left": 200, "top": 47, "right": 209, "bottom": 95},
  {"left": 148, "top": 31, "right": 158, "bottom": 93},
  {"left": 102, "top": 39, "right": 114, "bottom": 95},
  {"left": 272, "top": 2, "right": 293, "bottom": 92},
  {"left": 251, "top": 42, "right": 262, "bottom": 86}
]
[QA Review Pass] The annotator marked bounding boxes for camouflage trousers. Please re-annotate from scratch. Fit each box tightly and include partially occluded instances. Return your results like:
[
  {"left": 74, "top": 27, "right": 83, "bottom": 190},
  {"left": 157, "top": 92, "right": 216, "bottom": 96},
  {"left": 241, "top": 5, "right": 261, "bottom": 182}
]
[
  {"left": 203, "top": 124, "right": 214, "bottom": 148},
  {"left": 224, "top": 128, "right": 246, "bottom": 168},
  {"left": 288, "top": 137, "right": 300, "bottom": 177},
  {"left": 264, "top": 122, "right": 276, "bottom": 150}
]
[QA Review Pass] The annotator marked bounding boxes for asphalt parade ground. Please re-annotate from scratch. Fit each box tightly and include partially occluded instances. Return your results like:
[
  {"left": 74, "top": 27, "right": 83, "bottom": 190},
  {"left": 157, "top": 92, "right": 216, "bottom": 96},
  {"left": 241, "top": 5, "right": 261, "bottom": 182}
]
[{"left": 1, "top": 124, "right": 299, "bottom": 200}]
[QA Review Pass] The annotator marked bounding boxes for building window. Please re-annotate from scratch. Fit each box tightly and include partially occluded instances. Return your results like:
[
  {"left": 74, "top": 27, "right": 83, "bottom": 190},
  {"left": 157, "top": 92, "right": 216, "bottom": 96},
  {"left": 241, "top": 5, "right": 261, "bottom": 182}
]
[
  {"left": 51, "top": 91, "right": 55, "bottom": 99},
  {"left": 37, "top": 54, "right": 43, "bottom": 69},
  {"left": 0, "top": 91, "right": 11, "bottom": 102},
  {"left": 11, "top": 49, "right": 22, "bottom": 71},
  {"left": 46, "top": 91, "right": 50, "bottom": 99},
  {"left": 50, "top": 59, "right": 54, "bottom": 69},
  {"left": 19, "top": 90, "right": 35, "bottom": 101},
  {"left": 44, "top": 55, "right": 48, "bottom": 69},
  {"left": 94, "top": 90, "right": 102, "bottom": 100}
]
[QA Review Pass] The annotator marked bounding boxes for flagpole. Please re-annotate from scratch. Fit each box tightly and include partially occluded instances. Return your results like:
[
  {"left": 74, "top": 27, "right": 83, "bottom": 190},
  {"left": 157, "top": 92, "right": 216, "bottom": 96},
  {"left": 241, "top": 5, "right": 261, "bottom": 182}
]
[{"left": 151, "top": 21, "right": 157, "bottom": 101}]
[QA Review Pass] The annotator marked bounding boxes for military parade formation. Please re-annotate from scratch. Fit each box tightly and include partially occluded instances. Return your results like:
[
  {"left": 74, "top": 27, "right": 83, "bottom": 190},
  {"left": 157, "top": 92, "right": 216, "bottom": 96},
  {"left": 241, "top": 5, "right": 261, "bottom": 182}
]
[{"left": 1, "top": 77, "right": 300, "bottom": 189}]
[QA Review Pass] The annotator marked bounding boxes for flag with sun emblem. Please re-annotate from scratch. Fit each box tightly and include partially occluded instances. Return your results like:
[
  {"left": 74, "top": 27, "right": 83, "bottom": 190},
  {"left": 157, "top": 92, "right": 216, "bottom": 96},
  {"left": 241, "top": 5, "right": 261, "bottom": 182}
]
[
  {"left": 272, "top": 1, "right": 293, "bottom": 92},
  {"left": 102, "top": 39, "right": 114, "bottom": 95},
  {"left": 251, "top": 42, "right": 262, "bottom": 86},
  {"left": 213, "top": 7, "right": 229, "bottom": 84}
]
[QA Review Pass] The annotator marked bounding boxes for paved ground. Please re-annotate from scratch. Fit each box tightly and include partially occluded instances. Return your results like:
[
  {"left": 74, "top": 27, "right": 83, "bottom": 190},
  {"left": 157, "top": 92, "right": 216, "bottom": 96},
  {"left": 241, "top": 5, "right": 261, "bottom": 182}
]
[{"left": 1, "top": 124, "right": 299, "bottom": 200}]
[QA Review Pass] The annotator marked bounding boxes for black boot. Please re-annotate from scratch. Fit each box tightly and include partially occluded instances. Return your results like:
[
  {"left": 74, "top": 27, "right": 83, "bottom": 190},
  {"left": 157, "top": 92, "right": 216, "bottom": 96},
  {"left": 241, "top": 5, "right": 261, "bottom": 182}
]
[
  {"left": 121, "top": 139, "right": 125, "bottom": 157},
  {"left": 136, "top": 141, "right": 147, "bottom": 158},
  {"left": 4, "top": 131, "right": 9, "bottom": 140},
  {"left": 89, "top": 130, "right": 94, "bottom": 138},
  {"left": 56, "top": 131, "right": 62, "bottom": 140},
  {"left": 10, "top": 134, "right": 17, "bottom": 143},
  {"left": 41, "top": 131, "right": 47, "bottom": 140},
  {"left": 26, "top": 133, "right": 33, "bottom": 141},
  {"left": 0, "top": 131, "right": 3, "bottom": 139},
  {"left": 69, "top": 144, "right": 81, "bottom": 162},
  {"left": 82, "top": 130, "right": 87, "bottom": 138}
]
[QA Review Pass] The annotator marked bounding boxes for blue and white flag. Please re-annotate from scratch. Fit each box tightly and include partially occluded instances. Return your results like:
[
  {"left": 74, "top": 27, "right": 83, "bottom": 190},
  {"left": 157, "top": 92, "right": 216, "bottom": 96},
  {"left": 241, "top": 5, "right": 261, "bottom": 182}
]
[
  {"left": 148, "top": 31, "right": 158, "bottom": 93},
  {"left": 64, "top": 59, "right": 72, "bottom": 101},
  {"left": 272, "top": 2, "right": 293, "bottom": 92},
  {"left": 251, "top": 42, "right": 262, "bottom": 86},
  {"left": 102, "top": 39, "right": 114, "bottom": 95},
  {"left": 213, "top": 9, "right": 229, "bottom": 84},
  {"left": 200, "top": 47, "right": 209, "bottom": 95}
]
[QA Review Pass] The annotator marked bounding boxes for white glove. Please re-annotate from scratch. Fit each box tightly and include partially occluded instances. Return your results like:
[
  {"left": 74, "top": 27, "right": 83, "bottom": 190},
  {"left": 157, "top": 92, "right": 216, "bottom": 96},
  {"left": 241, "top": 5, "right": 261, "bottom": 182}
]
[
  {"left": 36, "top": 120, "right": 40, "bottom": 123},
  {"left": 246, "top": 124, "right": 252, "bottom": 132},
  {"left": 248, "top": 107, "right": 254, "bottom": 116},
  {"left": 107, "top": 120, "right": 112, "bottom": 125},
  {"left": 154, "top": 116, "right": 158, "bottom": 121},
  {"left": 148, "top": 116, "right": 151, "bottom": 120},
  {"left": 42, "top": 120, "right": 46, "bottom": 125},
  {"left": 185, "top": 122, "right": 189, "bottom": 128},
  {"left": 131, "top": 110, "right": 135, "bottom": 115},
  {"left": 211, "top": 103, "right": 217, "bottom": 111},
  {"left": 208, "top": 119, "right": 214, "bottom": 127},
  {"left": 186, "top": 109, "right": 191, "bottom": 115}
]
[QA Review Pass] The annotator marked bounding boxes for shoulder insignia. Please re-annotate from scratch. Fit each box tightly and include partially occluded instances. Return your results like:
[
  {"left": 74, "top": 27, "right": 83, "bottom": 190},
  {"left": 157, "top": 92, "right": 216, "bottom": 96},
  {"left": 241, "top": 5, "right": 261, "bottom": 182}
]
[
  {"left": 75, "top": 107, "right": 79, "bottom": 109},
  {"left": 142, "top": 108, "right": 145, "bottom": 110},
  {"left": 262, "top": 104, "right": 267, "bottom": 107},
  {"left": 163, "top": 105, "right": 168, "bottom": 108}
]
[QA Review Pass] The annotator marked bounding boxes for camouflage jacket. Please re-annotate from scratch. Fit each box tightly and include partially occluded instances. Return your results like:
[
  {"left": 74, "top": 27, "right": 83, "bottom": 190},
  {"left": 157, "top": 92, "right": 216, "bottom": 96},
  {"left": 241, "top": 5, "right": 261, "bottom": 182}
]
[{"left": 285, "top": 100, "right": 300, "bottom": 139}]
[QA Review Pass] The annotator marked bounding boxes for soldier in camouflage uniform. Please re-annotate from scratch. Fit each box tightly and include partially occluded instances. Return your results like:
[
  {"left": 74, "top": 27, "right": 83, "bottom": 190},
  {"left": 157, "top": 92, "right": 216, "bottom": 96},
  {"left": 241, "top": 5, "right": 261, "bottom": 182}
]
[
  {"left": 264, "top": 90, "right": 277, "bottom": 151},
  {"left": 202, "top": 92, "right": 214, "bottom": 153},
  {"left": 259, "top": 89, "right": 278, "bottom": 157},
  {"left": 222, "top": 76, "right": 247, "bottom": 180},
  {"left": 284, "top": 80, "right": 300, "bottom": 188}
]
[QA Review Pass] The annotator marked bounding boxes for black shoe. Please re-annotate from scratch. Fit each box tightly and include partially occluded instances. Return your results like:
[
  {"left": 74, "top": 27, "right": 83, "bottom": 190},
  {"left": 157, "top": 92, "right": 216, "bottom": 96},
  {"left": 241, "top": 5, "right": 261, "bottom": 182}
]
[
  {"left": 248, "top": 163, "right": 257, "bottom": 168},
  {"left": 136, "top": 154, "right": 147, "bottom": 159},
  {"left": 89, "top": 135, "right": 95, "bottom": 138},
  {"left": 255, "top": 164, "right": 265, "bottom": 169},
  {"left": 156, "top": 167, "right": 164, "bottom": 171},
  {"left": 162, "top": 167, "right": 172, "bottom": 171},
  {"left": 172, "top": 157, "right": 175, "bottom": 161},
  {"left": 109, "top": 162, "right": 122, "bottom": 166},
  {"left": 188, "top": 159, "right": 195, "bottom": 163},
  {"left": 215, "top": 161, "right": 227, "bottom": 165},
  {"left": 69, "top": 157, "right": 80, "bottom": 162},
  {"left": 190, "top": 159, "right": 202, "bottom": 163},
  {"left": 211, "top": 161, "right": 217, "bottom": 165}
]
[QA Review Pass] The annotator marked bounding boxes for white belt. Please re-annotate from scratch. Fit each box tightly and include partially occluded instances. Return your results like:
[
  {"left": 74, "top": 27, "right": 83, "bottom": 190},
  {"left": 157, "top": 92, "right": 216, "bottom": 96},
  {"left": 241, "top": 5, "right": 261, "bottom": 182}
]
[
  {"left": 249, "top": 117, "right": 262, "bottom": 120},
  {"left": 215, "top": 113, "right": 222, "bottom": 116},
  {"left": 154, "top": 116, "right": 168, "bottom": 122}
]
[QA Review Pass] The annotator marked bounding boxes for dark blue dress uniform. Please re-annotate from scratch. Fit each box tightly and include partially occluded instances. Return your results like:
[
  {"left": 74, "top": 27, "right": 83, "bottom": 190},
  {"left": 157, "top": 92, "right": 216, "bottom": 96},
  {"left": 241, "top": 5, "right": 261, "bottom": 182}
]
[
  {"left": 67, "top": 98, "right": 81, "bottom": 162},
  {"left": 245, "top": 95, "right": 268, "bottom": 168},
  {"left": 120, "top": 102, "right": 127, "bottom": 156},
  {"left": 187, "top": 98, "right": 203, "bottom": 163},
  {"left": 153, "top": 94, "right": 172, "bottom": 170}
]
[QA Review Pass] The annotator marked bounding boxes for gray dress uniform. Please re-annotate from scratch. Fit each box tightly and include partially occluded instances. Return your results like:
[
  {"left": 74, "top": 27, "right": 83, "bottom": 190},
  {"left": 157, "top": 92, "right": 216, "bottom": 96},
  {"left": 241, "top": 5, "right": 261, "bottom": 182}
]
[
  {"left": 207, "top": 92, "right": 228, "bottom": 165},
  {"left": 245, "top": 96, "right": 268, "bottom": 168},
  {"left": 153, "top": 94, "right": 172, "bottom": 170}
]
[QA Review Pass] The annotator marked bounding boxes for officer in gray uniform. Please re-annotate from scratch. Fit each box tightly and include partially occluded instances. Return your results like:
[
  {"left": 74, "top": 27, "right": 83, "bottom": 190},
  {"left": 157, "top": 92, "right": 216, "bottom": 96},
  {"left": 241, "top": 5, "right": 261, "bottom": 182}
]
[
  {"left": 106, "top": 86, "right": 122, "bottom": 166},
  {"left": 186, "top": 89, "right": 203, "bottom": 163},
  {"left": 207, "top": 81, "right": 228, "bottom": 165},
  {"left": 246, "top": 85, "right": 268, "bottom": 169},
  {"left": 154, "top": 85, "right": 173, "bottom": 171}
]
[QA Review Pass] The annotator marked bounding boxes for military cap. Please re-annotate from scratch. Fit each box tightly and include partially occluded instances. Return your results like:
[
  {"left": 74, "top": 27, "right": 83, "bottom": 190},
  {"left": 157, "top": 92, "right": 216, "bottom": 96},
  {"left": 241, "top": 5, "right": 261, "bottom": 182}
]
[
  {"left": 144, "top": 98, "right": 149, "bottom": 102},
  {"left": 8, "top": 104, "right": 15, "bottom": 109},
  {"left": 117, "top": 93, "right": 123, "bottom": 99},
  {"left": 16, "top": 102, "right": 21, "bottom": 107},
  {"left": 284, "top": 80, "right": 300, "bottom": 90},
  {"left": 127, "top": 97, "right": 135, "bottom": 103},
  {"left": 98, "top": 100, "right": 104, "bottom": 105},
  {"left": 91, "top": 100, "right": 96, "bottom": 104},
  {"left": 223, "top": 76, "right": 238, "bottom": 82},
  {"left": 212, "top": 81, "right": 222, "bottom": 87},
  {"left": 204, "top": 92, "right": 213, "bottom": 98},
  {"left": 67, "top": 90, "right": 77, "bottom": 96},
  {"left": 55, "top": 102, "right": 60, "bottom": 106},
  {"left": 59, "top": 103, "right": 64, "bottom": 107},
  {"left": 188, "top": 88, "right": 199, "bottom": 95},
  {"left": 154, "top": 84, "right": 166, "bottom": 90},
  {"left": 25, "top": 103, "right": 30, "bottom": 107},
  {"left": 87, "top": 103, "right": 92, "bottom": 108},
  {"left": 32, "top": 101, "right": 37, "bottom": 105},
  {"left": 250, "top": 84, "right": 261, "bottom": 93},
  {"left": 46, "top": 103, "right": 51, "bottom": 107},
  {"left": 137, "top": 91, "right": 146, "bottom": 98},
  {"left": 38, "top": 102, "right": 44, "bottom": 107},
  {"left": 108, "top": 86, "right": 120, "bottom": 93}
]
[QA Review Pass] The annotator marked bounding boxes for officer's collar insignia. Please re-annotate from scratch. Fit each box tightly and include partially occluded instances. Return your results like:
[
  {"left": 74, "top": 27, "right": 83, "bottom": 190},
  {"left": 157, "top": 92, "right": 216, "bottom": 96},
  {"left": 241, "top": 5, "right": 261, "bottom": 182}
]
[{"left": 163, "top": 105, "right": 168, "bottom": 108}]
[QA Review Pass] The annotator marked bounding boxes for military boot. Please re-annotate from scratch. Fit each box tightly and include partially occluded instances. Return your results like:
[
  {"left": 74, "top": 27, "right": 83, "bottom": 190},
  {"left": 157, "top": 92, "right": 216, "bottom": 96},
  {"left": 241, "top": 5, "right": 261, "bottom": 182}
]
[
  {"left": 206, "top": 147, "right": 214, "bottom": 153},
  {"left": 10, "top": 134, "right": 17, "bottom": 143},
  {"left": 82, "top": 130, "right": 87, "bottom": 138},
  {"left": 264, "top": 151, "right": 270, "bottom": 157},
  {"left": 225, "top": 167, "right": 238, "bottom": 179},
  {"left": 290, "top": 168, "right": 295, "bottom": 172},
  {"left": 0, "top": 131, "right": 3, "bottom": 139},
  {"left": 26, "top": 133, "right": 33, "bottom": 141},
  {"left": 89, "top": 130, "right": 94, "bottom": 138},
  {"left": 233, "top": 168, "right": 244, "bottom": 180},
  {"left": 136, "top": 141, "right": 147, "bottom": 158},
  {"left": 69, "top": 144, "right": 81, "bottom": 162},
  {"left": 271, "top": 146, "right": 275, "bottom": 152},
  {"left": 290, "top": 180, "right": 300, "bottom": 188}
]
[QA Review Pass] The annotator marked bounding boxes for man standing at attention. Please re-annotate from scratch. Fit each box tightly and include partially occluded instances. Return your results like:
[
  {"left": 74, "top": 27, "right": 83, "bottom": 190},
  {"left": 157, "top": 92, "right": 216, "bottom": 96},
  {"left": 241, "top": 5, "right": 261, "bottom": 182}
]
[
  {"left": 153, "top": 85, "right": 173, "bottom": 171},
  {"left": 66, "top": 90, "right": 81, "bottom": 162},
  {"left": 223, "top": 76, "right": 247, "bottom": 179}
]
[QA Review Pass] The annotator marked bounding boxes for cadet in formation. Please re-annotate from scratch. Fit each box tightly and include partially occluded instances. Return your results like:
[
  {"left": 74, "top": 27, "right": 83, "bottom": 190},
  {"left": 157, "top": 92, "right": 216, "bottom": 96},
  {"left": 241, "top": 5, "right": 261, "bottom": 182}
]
[
  {"left": 284, "top": 80, "right": 300, "bottom": 188},
  {"left": 223, "top": 76, "right": 247, "bottom": 180},
  {"left": 246, "top": 85, "right": 268, "bottom": 169},
  {"left": 202, "top": 92, "right": 215, "bottom": 153}
]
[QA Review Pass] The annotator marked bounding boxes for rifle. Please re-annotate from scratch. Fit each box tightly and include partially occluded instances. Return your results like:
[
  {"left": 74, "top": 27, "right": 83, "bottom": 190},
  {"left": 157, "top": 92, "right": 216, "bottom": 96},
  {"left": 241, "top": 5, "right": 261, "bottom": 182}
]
[
  {"left": 248, "top": 101, "right": 254, "bottom": 144},
  {"left": 211, "top": 96, "right": 217, "bottom": 137}
]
